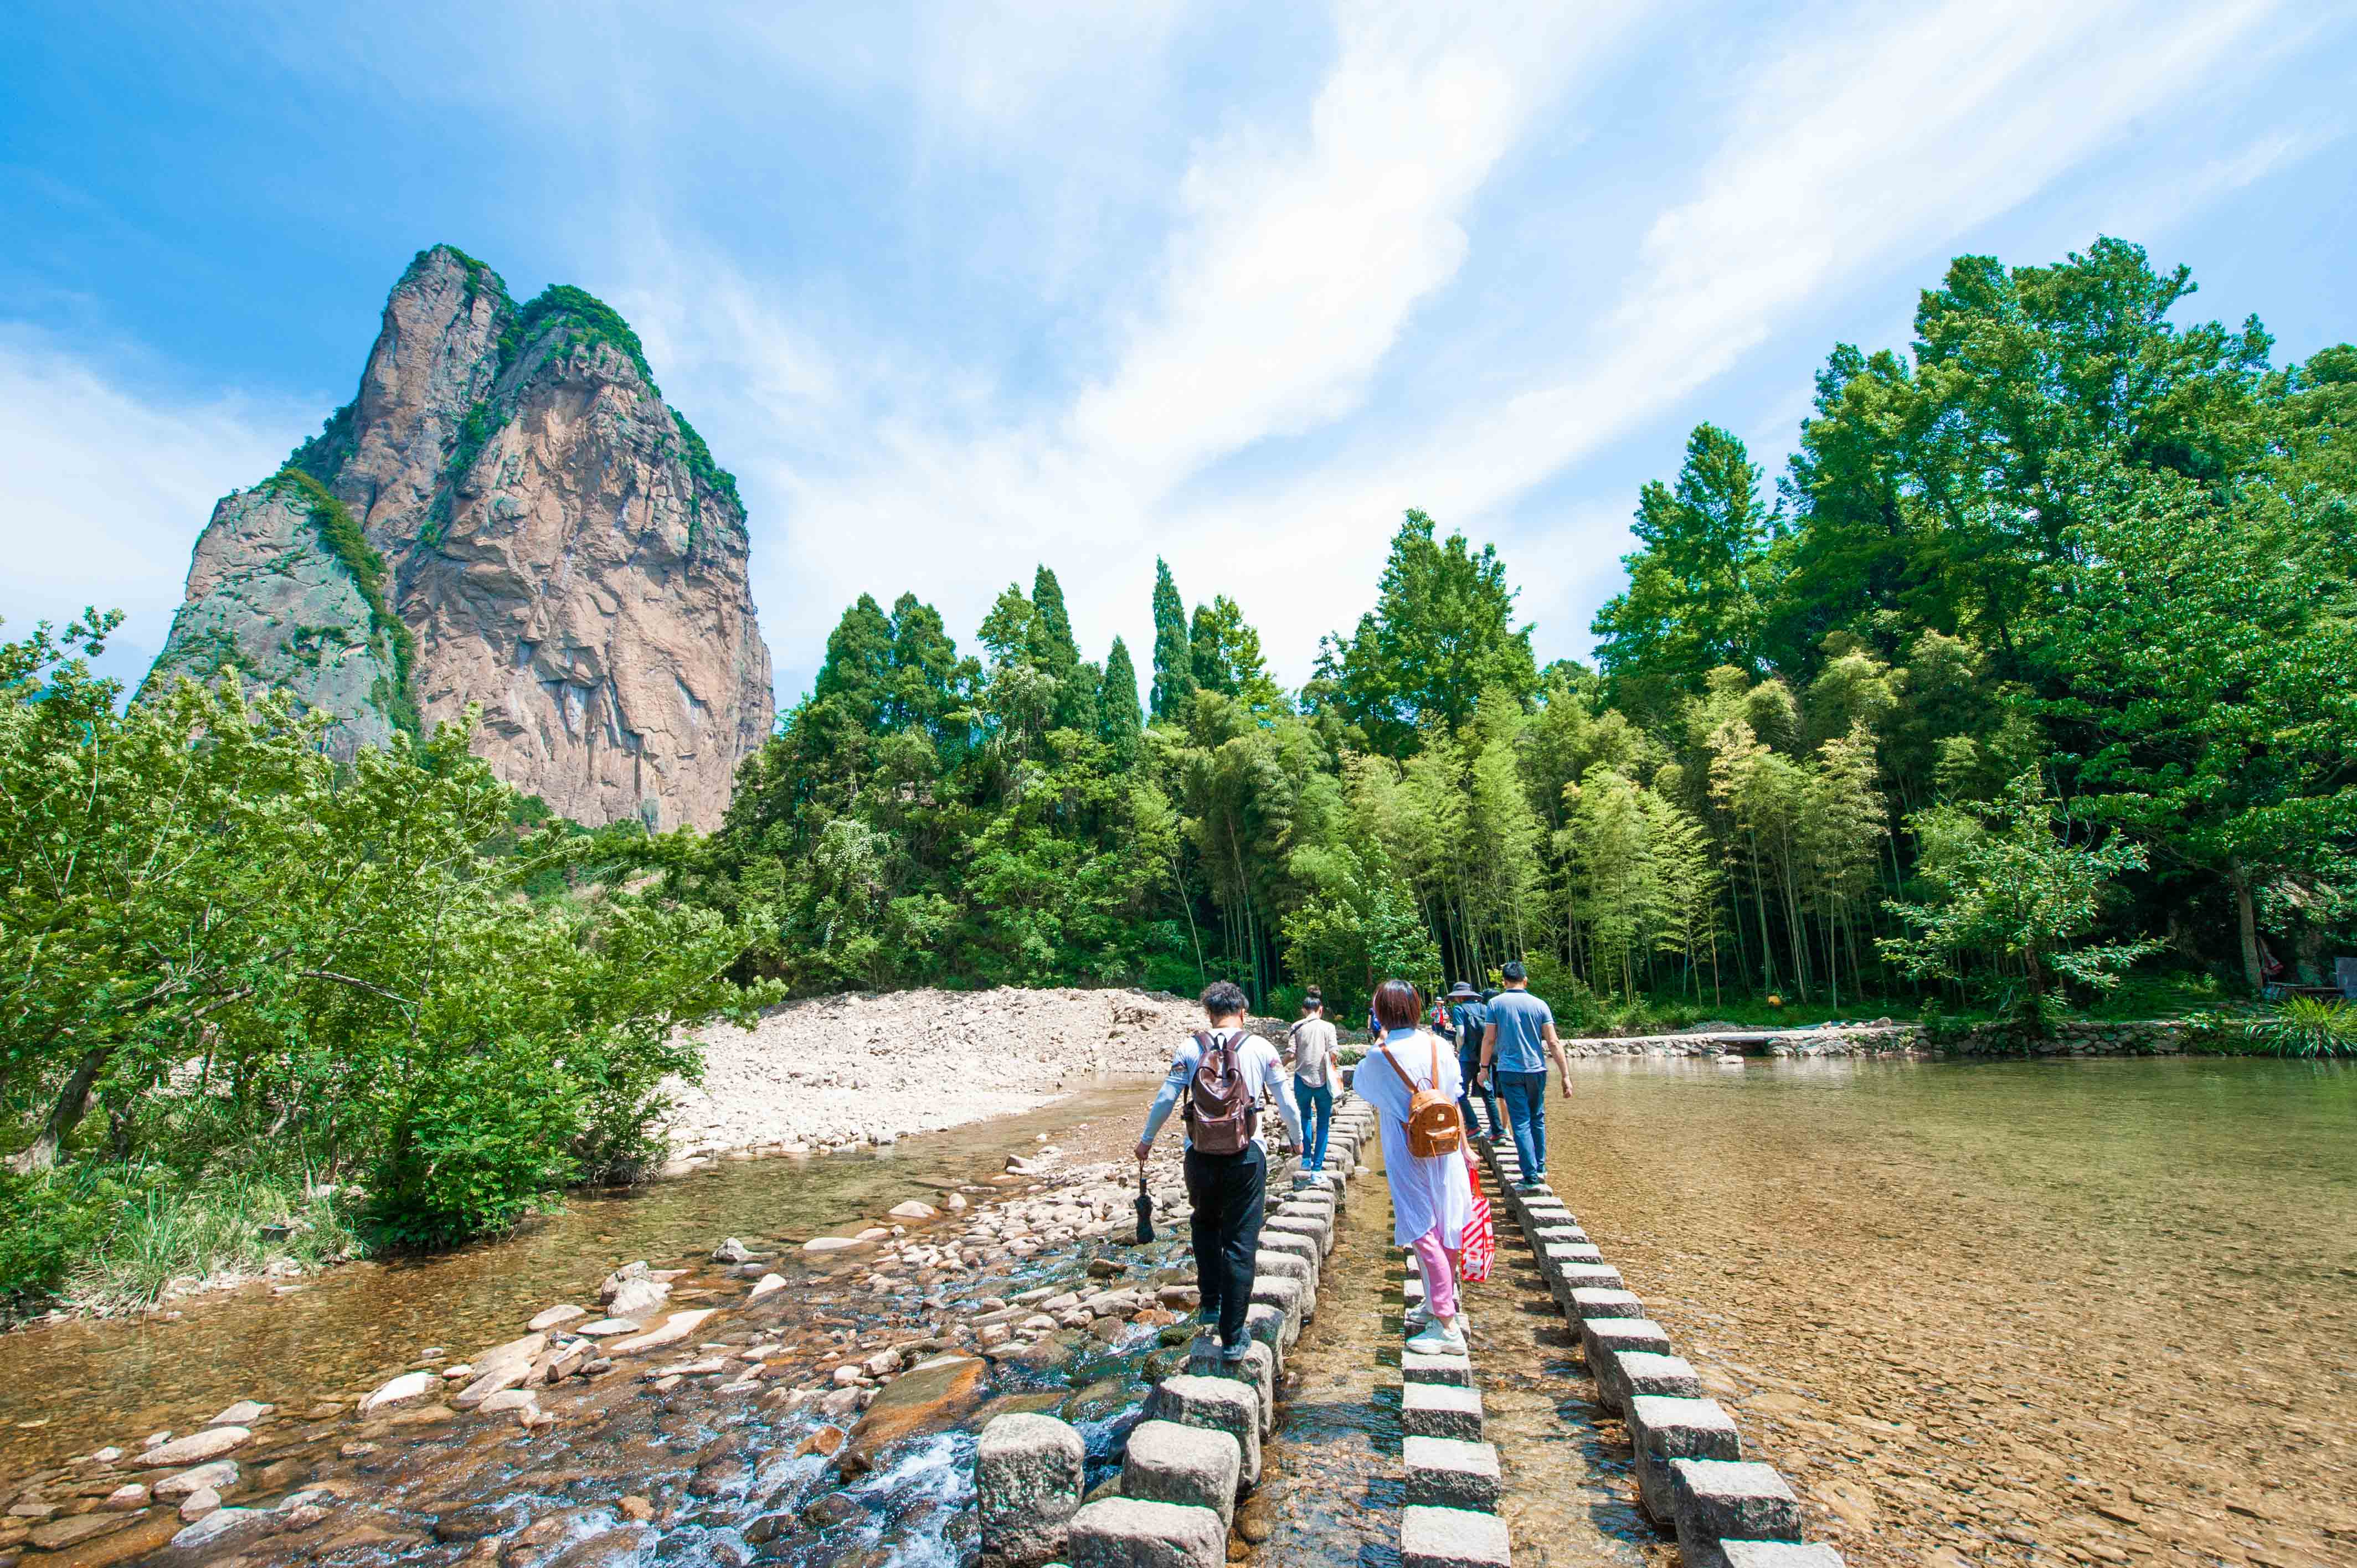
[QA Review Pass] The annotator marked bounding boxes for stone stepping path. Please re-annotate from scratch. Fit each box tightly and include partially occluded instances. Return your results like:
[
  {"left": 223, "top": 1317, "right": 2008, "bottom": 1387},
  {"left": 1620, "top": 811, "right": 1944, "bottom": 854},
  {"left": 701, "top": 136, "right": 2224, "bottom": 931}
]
[
  {"left": 976, "top": 1096, "right": 1377, "bottom": 1568},
  {"left": 1394, "top": 1249, "right": 1511, "bottom": 1568},
  {"left": 1480, "top": 1135, "right": 1852, "bottom": 1568}
]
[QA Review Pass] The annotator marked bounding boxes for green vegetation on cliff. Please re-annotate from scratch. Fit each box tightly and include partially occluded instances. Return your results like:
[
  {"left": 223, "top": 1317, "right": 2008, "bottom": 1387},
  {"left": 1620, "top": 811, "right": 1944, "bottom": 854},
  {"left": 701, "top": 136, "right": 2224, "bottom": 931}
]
[
  {"left": 261, "top": 467, "right": 420, "bottom": 737},
  {"left": 424, "top": 270, "right": 742, "bottom": 542}
]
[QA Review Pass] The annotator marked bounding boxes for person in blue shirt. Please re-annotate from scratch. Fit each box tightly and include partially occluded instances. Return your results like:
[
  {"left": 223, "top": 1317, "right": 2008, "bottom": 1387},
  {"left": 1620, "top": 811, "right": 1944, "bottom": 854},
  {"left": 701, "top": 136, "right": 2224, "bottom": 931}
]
[
  {"left": 1478, "top": 961, "right": 1568, "bottom": 1189},
  {"left": 1444, "top": 981, "right": 1499, "bottom": 1140}
]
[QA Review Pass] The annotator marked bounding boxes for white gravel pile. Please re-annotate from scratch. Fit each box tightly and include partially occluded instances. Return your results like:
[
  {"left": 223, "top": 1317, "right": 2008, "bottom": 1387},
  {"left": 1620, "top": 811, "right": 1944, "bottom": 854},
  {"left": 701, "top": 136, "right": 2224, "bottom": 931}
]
[{"left": 664, "top": 986, "right": 1198, "bottom": 1159}]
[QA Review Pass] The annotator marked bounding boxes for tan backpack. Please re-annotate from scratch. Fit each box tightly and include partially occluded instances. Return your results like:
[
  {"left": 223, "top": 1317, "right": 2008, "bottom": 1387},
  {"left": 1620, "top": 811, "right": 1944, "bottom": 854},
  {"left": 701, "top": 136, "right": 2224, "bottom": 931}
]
[
  {"left": 1381, "top": 1031, "right": 1463, "bottom": 1158},
  {"left": 1183, "top": 1031, "right": 1257, "bottom": 1156}
]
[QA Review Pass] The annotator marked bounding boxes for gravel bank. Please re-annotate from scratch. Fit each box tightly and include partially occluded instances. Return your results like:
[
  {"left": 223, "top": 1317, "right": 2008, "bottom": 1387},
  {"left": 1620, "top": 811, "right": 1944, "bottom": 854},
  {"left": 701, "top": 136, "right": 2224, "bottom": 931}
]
[{"left": 664, "top": 987, "right": 1207, "bottom": 1163}]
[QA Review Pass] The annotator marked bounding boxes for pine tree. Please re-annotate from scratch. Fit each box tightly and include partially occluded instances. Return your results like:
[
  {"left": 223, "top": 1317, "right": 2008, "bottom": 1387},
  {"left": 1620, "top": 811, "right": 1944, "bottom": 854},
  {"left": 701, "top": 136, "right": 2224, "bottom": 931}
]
[
  {"left": 1100, "top": 637, "right": 1144, "bottom": 768},
  {"left": 1150, "top": 558, "right": 1195, "bottom": 722}
]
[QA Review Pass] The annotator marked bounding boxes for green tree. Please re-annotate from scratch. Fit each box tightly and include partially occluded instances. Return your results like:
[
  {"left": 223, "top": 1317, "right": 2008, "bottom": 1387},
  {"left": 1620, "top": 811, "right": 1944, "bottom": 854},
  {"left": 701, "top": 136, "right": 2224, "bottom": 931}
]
[
  {"left": 2022, "top": 453, "right": 2356, "bottom": 991},
  {"left": 1881, "top": 771, "right": 2160, "bottom": 1029},
  {"left": 1150, "top": 558, "right": 1195, "bottom": 721},
  {"left": 1316, "top": 510, "right": 1538, "bottom": 756},
  {"left": 1100, "top": 636, "right": 1145, "bottom": 768},
  {"left": 1593, "top": 424, "right": 1776, "bottom": 715}
]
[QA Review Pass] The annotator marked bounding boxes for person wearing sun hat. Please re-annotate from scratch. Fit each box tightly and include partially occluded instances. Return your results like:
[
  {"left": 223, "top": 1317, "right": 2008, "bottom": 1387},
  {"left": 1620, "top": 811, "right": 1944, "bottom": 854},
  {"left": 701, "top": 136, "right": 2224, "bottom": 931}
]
[{"left": 1445, "top": 980, "right": 1499, "bottom": 1142}]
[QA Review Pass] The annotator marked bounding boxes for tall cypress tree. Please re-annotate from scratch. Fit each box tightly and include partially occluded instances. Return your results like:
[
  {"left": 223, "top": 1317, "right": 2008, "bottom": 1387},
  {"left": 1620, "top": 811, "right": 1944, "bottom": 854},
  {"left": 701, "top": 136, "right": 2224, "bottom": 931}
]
[
  {"left": 1100, "top": 636, "right": 1144, "bottom": 767},
  {"left": 1031, "top": 565, "right": 1082, "bottom": 675},
  {"left": 1150, "top": 557, "right": 1195, "bottom": 721}
]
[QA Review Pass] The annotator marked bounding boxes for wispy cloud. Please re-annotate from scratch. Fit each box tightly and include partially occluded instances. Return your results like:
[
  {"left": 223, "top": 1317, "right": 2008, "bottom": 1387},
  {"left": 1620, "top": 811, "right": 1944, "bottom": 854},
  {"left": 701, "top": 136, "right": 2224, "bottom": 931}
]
[
  {"left": 0, "top": 328, "right": 312, "bottom": 685},
  {"left": 1181, "top": 0, "right": 2302, "bottom": 669}
]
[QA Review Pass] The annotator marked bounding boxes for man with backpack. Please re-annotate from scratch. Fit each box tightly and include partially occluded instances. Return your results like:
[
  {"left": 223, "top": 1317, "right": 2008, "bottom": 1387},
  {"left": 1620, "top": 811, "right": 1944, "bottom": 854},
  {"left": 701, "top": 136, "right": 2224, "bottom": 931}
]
[
  {"left": 1445, "top": 981, "right": 1499, "bottom": 1142},
  {"left": 1136, "top": 981, "right": 1305, "bottom": 1361}
]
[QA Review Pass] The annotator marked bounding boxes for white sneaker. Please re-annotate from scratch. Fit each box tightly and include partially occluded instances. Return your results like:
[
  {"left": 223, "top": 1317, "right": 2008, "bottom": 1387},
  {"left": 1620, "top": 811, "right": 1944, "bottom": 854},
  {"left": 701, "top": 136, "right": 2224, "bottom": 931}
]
[
  {"left": 1407, "top": 1303, "right": 1468, "bottom": 1333},
  {"left": 1406, "top": 1318, "right": 1467, "bottom": 1355}
]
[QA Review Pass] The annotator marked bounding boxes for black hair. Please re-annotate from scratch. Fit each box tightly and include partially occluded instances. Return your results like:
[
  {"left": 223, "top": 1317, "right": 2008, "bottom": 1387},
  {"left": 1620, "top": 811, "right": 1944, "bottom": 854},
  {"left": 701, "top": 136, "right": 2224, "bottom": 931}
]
[
  {"left": 1300, "top": 988, "right": 1324, "bottom": 1014},
  {"left": 1371, "top": 978, "right": 1423, "bottom": 1030},
  {"left": 1500, "top": 960, "right": 1528, "bottom": 983},
  {"left": 1201, "top": 980, "right": 1250, "bottom": 1019}
]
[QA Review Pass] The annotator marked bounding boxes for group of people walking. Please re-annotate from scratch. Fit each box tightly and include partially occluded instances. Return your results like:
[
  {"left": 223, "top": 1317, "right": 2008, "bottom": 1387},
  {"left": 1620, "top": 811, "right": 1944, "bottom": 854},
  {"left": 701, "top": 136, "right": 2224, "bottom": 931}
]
[{"left": 1134, "top": 968, "right": 1566, "bottom": 1366}]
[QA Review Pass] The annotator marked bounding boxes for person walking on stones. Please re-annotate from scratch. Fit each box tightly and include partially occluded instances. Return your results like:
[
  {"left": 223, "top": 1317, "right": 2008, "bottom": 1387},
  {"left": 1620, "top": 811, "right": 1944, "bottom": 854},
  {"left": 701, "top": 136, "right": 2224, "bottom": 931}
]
[
  {"left": 1137, "top": 980, "right": 1305, "bottom": 1361},
  {"left": 1285, "top": 989, "right": 1339, "bottom": 1172},
  {"left": 1357, "top": 978, "right": 1474, "bottom": 1355},
  {"left": 1446, "top": 980, "right": 1499, "bottom": 1142},
  {"left": 1479, "top": 960, "right": 1570, "bottom": 1190}
]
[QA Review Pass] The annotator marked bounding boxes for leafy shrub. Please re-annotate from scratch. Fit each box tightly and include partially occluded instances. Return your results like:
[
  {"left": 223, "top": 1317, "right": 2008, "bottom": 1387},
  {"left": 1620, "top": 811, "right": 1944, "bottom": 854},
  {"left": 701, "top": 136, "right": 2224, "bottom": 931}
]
[
  {"left": 0, "top": 1167, "right": 125, "bottom": 1304},
  {"left": 368, "top": 1044, "right": 583, "bottom": 1249}
]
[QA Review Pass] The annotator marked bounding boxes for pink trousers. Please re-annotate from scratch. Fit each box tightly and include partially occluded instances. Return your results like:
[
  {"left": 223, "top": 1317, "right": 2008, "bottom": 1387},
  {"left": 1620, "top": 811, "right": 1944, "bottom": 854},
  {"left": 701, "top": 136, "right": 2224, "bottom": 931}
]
[{"left": 1409, "top": 1228, "right": 1459, "bottom": 1319}]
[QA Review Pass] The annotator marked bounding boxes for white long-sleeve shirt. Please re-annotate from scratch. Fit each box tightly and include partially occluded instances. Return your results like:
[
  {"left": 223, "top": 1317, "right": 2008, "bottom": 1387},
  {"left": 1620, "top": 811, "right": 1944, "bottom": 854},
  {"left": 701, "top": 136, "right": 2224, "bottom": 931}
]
[
  {"left": 1355, "top": 1028, "right": 1474, "bottom": 1248},
  {"left": 1141, "top": 1029, "right": 1306, "bottom": 1153}
]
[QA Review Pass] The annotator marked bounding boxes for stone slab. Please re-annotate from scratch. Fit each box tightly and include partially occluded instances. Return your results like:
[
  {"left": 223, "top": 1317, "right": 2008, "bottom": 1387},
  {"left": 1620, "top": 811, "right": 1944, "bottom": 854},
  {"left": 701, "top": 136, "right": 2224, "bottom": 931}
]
[
  {"left": 979, "top": 1412, "right": 1085, "bottom": 1566},
  {"left": 1145, "top": 1376, "right": 1261, "bottom": 1487},
  {"left": 1604, "top": 1351, "right": 1704, "bottom": 1411},
  {"left": 1628, "top": 1396, "right": 1742, "bottom": 1523},
  {"left": 1720, "top": 1544, "right": 1847, "bottom": 1568},
  {"left": 1249, "top": 1273, "right": 1304, "bottom": 1330},
  {"left": 1582, "top": 1317, "right": 1674, "bottom": 1372},
  {"left": 1401, "top": 1504, "right": 1512, "bottom": 1568},
  {"left": 1553, "top": 1264, "right": 1626, "bottom": 1306},
  {"left": 1568, "top": 1287, "right": 1644, "bottom": 1323},
  {"left": 1402, "top": 1381, "right": 1484, "bottom": 1441},
  {"left": 1067, "top": 1497, "right": 1226, "bottom": 1568},
  {"left": 1402, "top": 1351, "right": 1473, "bottom": 1387},
  {"left": 1183, "top": 1337, "right": 1277, "bottom": 1438},
  {"left": 1403, "top": 1437, "right": 1502, "bottom": 1512},
  {"left": 1121, "top": 1419, "right": 1241, "bottom": 1526},
  {"left": 1669, "top": 1459, "right": 1803, "bottom": 1554}
]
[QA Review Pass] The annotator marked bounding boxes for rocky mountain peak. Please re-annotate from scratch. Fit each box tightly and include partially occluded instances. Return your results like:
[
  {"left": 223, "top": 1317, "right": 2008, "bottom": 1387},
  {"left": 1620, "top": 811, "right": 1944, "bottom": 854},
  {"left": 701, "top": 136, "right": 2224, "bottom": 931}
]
[{"left": 145, "top": 245, "right": 775, "bottom": 831}]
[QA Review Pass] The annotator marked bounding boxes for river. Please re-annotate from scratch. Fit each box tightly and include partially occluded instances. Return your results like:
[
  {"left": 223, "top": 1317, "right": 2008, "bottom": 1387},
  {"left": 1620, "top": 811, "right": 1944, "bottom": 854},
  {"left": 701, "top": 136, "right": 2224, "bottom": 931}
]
[
  {"left": 4, "top": 1055, "right": 2350, "bottom": 1568},
  {"left": 0, "top": 1081, "right": 1159, "bottom": 1478},
  {"left": 1537, "top": 1055, "right": 2357, "bottom": 1568}
]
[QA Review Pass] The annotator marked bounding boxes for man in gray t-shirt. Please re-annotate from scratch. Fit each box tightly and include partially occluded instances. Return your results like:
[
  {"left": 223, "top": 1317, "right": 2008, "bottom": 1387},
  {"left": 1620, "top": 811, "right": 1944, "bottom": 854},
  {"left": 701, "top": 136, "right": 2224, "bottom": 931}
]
[{"left": 1479, "top": 961, "right": 1568, "bottom": 1188}]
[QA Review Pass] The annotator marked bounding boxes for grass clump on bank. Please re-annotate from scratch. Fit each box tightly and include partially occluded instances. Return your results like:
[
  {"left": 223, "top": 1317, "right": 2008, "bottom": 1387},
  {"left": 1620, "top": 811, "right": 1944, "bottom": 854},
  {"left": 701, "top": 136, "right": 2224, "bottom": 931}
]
[{"left": 0, "top": 1164, "right": 361, "bottom": 1318}]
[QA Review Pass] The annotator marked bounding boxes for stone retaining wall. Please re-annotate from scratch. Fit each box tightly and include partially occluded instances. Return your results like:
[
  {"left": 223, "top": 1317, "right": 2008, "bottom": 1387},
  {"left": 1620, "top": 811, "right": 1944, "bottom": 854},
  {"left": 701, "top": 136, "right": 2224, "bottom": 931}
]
[{"left": 1556, "top": 1018, "right": 2201, "bottom": 1060}]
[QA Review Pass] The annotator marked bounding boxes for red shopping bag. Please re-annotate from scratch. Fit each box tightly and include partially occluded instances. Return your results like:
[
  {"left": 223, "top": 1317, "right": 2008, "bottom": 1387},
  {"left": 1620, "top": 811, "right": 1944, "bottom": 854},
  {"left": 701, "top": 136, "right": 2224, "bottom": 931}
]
[{"left": 1460, "top": 1148, "right": 1495, "bottom": 1284}]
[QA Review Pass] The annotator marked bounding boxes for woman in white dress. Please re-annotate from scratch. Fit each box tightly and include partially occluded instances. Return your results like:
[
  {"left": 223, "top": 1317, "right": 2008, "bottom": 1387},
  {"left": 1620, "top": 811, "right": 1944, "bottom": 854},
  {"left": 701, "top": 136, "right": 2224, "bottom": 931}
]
[{"left": 1354, "top": 978, "right": 1473, "bottom": 1355}]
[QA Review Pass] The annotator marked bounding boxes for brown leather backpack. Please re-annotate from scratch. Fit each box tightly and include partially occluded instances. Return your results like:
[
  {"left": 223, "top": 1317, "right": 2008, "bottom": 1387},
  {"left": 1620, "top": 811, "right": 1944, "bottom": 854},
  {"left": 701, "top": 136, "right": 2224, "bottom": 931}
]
[
  {"left": 1183, "top": 1030, "right": 1257, "bottom": 1156},
  {"left": 1381, "top": 1031, "right": 1463, "bottom": 1158}
]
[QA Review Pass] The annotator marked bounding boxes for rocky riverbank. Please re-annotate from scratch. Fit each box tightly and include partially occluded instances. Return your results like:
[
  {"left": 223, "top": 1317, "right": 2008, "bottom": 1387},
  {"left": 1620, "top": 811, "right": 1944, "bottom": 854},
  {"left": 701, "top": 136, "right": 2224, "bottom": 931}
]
[
  {"left": 0, "top": 1087, "right": 1335, "bottom": 1568},
  {"left": 658, "top": 986, "right": 1206, "bottom": 1167}
]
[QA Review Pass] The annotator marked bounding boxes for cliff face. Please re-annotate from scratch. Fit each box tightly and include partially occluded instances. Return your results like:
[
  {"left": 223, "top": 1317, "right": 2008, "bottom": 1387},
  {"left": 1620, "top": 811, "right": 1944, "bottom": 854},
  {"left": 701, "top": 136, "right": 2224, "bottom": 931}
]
[{"left": 145, "top": 246, "right": 775, "bottom": 831}]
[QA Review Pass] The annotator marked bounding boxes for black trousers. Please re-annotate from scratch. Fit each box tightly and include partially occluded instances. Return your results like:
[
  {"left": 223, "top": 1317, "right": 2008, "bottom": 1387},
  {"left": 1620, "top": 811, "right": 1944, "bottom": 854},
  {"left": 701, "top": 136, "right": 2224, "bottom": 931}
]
[{"left": 1183, "top": 1141, "right": 1267, "bottom": 1347}]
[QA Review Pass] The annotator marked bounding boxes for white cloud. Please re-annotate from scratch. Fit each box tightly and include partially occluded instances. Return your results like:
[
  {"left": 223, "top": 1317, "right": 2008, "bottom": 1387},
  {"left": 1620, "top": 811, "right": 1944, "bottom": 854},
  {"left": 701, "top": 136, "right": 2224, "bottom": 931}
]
[
  {"left": 1177, "top": 0, "right": 2301, "bottom": 671},
  {"left": 1067, "top": 2, "right": 1620, "bottom": 482},
  {"left": 0, "top": 328, "right": 312, "bottom": 685}
]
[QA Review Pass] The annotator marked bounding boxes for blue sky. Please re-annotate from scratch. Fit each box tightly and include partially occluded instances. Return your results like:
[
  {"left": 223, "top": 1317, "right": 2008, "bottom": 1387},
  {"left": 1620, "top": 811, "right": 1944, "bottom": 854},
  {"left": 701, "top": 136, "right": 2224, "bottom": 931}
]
[{"left": 4, "top": 1, "right": 2352, "bottom": 705}]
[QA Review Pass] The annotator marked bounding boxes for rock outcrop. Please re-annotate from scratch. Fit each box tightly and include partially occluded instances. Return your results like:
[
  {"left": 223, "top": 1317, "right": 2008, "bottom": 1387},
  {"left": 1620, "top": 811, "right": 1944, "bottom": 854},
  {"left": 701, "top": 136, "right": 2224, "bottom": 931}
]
[{"left": 144, "top": 245, "right": 774, "bottom": 830}]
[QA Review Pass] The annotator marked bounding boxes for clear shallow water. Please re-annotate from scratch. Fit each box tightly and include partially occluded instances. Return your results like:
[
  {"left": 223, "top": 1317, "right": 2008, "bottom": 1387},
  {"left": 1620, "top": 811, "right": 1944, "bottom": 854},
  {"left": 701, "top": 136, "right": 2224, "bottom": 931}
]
[
  {"left": 1540, "top": 1056, "right": 2357, "bottom": 1568},
  {"left": 0, "top": 1080, "right": 1159, "bottom": 1476}
]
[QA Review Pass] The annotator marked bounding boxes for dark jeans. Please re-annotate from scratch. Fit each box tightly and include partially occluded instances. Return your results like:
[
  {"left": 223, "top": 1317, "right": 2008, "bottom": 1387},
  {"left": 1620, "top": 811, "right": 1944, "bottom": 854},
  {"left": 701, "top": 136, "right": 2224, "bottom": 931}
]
[
  {"left": 1495, "top": 1069, "right": 1548, "bottom": 1177},
  {"left": 1183, "top": 1141, "right": 1268, "bottom": 1347},
  {"left": 1294, "top": 1080, "right": 1334, "bottom": 1169},
  {"left": 1458, "top": 1051, "right": 1500, "bottom": 1139}
]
